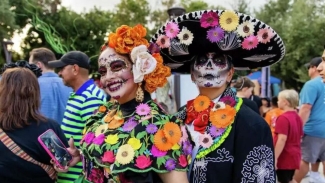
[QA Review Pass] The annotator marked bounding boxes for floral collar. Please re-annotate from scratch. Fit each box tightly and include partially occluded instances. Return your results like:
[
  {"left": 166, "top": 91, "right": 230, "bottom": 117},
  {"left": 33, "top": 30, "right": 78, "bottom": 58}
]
[{"left": 185, "top": 87, "right": 243, "bottom": 159}]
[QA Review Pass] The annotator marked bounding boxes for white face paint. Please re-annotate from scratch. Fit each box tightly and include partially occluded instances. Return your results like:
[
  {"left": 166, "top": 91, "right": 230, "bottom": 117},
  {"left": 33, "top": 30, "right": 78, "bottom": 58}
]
[{"left": 192, "top": 53, "right": 229, "bottom": 88}]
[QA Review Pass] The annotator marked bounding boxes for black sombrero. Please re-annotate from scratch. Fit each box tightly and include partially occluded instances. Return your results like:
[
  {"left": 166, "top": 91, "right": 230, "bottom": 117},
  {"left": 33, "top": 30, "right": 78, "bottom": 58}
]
[{"left": 150, "top": 10, "right": 285, "bottom": 73}]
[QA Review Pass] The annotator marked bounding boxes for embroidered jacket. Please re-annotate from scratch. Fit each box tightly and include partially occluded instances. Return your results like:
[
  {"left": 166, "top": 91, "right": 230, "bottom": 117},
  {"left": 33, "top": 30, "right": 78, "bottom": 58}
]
[
  {"left": 176, "top": 87, "right": 276, "bottom": 183},
  {"left": 80, "top": 92, "right": 192, "bottom": 183}
]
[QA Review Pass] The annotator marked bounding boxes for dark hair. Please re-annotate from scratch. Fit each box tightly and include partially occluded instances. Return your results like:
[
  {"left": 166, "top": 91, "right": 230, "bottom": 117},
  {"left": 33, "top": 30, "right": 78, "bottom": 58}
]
[
  {"left": 271, "top": 96, "right": 278, "bottom": 107},
  {"left": 233, "top": 77, "right": 255, "bottom": 91},
  {"left": 0, "top": 60, "right": 42, "bottom": 78},
  {"left": 0, "top": 68, "right": 46, "bottom": 130},
  {"left": 29, "top": 47, "right": 56, "bottom": 69},
  {"left": 262, "top": 97, "right": 271, "bottom": 107}
]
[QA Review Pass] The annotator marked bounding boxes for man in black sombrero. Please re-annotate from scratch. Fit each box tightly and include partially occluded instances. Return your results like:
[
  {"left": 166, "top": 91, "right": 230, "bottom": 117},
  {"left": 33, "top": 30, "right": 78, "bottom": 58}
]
[{"left": 151, "top": 10, "right": 285, "bottom": 183}]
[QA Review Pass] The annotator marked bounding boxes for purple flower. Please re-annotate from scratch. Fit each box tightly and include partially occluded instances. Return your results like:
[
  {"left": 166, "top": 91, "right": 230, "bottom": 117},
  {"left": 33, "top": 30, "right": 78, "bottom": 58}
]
[
  {"left": 207, "top": 26, "right": 225, "bottom": 43},
  {"left": 92, "top": 134, "right": 105, "bottom": 145},
  {"left": 84, "top": 132, "right": 95, "bottom": 145},
  {"left": 210, "top": 126, "right": 225, "bottom": 137},
  {"left": 148, "top": 43, "right": 160, "bottom": 53},
  {"left": 204, "top": 82, "right": 213, "bottom": 87},
  {"left": 122, "top": 118, "right": 138, "bottom": 132},
  {"left": 182, "top": 140, "right": 193, "bottom": 156},
  {"left": 146, "top": 124, "right": 158, "bottom": 134},
  {"left": 220, "top": 96, "right": 236, "bottom": 107},
  {"left": 165, "top": 159, "right": 176, "bottom": 171}
]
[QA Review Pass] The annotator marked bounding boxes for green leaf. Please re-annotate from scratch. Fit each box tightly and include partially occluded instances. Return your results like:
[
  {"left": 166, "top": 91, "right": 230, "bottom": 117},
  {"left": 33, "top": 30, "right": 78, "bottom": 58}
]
[
  {"left": 150, "top": 135, "right": 154, "bottom": 143},
  {"left": 102, "top": 143, "right": 111, "bottom": 151},
  {"left": 156, "top": 157, "right": 166, "bottom": 169},
  {"left": 135, "top": 151, "right": 139, "bottom": 157},
  {"left": 95, "top": 145, "right": 101, "bottom": 153},
  {"left": 118, "top": 134, "right": 129, "bottom": 138},
  {"left": 111, "top": 142, "right": 121, "bottom": 150},
  {"left": 138, "top": 143, "right": 146, "bottom": 155},
  {"left": 176, "top": 150, "right": 181, "bottom": 156},
  {"left": 89, "top": 144, "right": 95, "bottom": 153},
  {"left": 131, "top": 129, "right": 135, "bottom": 138},
  {"left": 141, "top": 120, "right": 149, "bottom": 126},
  {"left": 136, "top": 131, "right": 147, "bottom": 139},
  {"left": 115, "top": 162, "right": 120, "bottom": 167}
]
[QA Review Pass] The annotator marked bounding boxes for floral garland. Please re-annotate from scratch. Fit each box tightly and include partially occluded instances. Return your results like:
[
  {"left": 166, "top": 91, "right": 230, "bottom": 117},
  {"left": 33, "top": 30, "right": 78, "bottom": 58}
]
[
  {"left": 186, "top": 94, "right": 243, "bottom": 159},
  {"left": 104, "top": 24, "right": 171, "bottom": 93},
  {"left": 156, "top": 10, "right": 274, "bottom": 51}
]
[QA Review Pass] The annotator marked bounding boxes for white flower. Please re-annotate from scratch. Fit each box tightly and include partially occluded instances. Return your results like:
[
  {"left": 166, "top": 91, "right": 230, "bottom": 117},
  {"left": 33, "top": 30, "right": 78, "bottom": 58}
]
[
  {"left": 132, "top": 52, "right": 157, "bottom": 83},
  {"left": 130, "top": 45, "right": 148, "bottom": 63},
  {"left": 236, "top": 21, "right": 255, "bottom": 38},
  {"left": 177, "top": 28, "right": 194, "bottom": 45},
  {"left": 211, "top": 102, "right": 226, "bottom": 112}
]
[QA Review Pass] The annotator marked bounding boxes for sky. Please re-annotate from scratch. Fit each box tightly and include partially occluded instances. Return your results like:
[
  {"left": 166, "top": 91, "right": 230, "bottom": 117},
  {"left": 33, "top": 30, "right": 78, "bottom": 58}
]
[{"left": 12, "top": 0, "right": 267, "bottom": 53}]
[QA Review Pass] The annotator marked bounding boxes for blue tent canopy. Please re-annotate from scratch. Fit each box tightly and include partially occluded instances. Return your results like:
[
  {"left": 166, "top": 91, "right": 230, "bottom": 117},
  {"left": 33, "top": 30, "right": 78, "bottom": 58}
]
[{"left": 247, "top": 71, "right": 281, "bottom": 84}]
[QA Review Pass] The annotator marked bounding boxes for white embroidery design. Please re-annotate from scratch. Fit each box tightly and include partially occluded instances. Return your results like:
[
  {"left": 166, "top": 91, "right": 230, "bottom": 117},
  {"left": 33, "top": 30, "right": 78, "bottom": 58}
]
[
  {"left": 241, "top": 145, "right": 275, "bottom": 183},
  {"left": 192, "top": 148, "right": 234, "bottom": 183}
]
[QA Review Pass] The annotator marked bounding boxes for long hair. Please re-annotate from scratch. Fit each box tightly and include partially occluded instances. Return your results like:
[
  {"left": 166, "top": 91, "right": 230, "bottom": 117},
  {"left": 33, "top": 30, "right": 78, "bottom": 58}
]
[{"left": 0, "top": 68, "right": 46, "bottom": 130}]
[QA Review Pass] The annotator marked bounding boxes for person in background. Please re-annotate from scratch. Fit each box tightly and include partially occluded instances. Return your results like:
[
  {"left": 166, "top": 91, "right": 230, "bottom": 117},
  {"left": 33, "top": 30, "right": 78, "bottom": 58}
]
[
  {"left": 233, "top": 77, "right": 260, "bottom": 114},
  {"left": 274, "top": 89, "right": 303, "bottom": 183},
  {"left": 261, "top": 97, "right": 271, "bottom": 117},
  {"left": 29, "top": 48, "right": 72, "bottom": 124},
  {"left": 48, "top": 51, "right": 106, "bottom": 183},
  {"left": 264, "top": 96, "right": 283, "bottom": 137},
  {"left": 294, "top": 57, "right": 325, "bottom": 183},
  {"left": 250, "top": 92, "right": 263, "bottom": 116},
  {"left": 0, "top": 66, "right": 68, "bottom": 183}
]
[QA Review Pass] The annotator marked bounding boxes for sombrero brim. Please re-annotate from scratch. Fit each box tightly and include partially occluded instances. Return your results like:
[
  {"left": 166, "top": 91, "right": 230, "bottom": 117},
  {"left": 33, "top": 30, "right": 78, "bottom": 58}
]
[{"left": 150, "top": 10, "right": 285, "bottom": 73}]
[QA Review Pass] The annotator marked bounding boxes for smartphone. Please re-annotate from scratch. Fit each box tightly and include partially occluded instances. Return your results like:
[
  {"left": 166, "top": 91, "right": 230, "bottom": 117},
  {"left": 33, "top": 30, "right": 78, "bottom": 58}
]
[{"left": 38, "top": 129, "right": 72, "bottom": 169}]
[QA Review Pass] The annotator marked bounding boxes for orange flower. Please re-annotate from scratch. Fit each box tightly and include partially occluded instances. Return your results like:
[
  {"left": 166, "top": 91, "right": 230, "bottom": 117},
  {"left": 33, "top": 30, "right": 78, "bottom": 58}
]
[
  {"left": 107, "top": 111, "right": 125, "bottom": 129},
  {"left": 98, "top": 106, "right": 107, "bottom": 113},
  {"left": 193, "top": 95, "right": 211, "bottom": 112},
  {"left": 104, "top": 109, "right": 117, "bottom": 123},
  {"left": 163, "top": 122, "right": 181, "bottom": 144},
  {"left": 153, "top": 129, "right": 173, "bottom": 151},
  {"left": 108, "top": 33, "right": 118, "bottom": 48},
  {"left": 132, "top": 24, "right": 147, "bottom": 38},
  {"left": 209, "top": 105, "right": 236, "bottom": 128}
]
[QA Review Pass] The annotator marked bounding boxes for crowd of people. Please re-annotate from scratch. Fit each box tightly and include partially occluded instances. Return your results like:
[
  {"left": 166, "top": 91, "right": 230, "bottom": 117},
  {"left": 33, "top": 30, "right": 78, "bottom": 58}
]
[{"left": 0, "top": 8, "right": 325, "bottom": 183}]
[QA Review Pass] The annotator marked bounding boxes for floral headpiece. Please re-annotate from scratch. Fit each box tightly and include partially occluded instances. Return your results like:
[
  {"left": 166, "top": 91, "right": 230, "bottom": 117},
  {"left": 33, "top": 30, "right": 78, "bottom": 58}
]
[
  {"left": 150, "top": 10, "right": 285, "bottom": 73},
  {"left": 102, "top": 24, "right": 171, "bottom": 93}
]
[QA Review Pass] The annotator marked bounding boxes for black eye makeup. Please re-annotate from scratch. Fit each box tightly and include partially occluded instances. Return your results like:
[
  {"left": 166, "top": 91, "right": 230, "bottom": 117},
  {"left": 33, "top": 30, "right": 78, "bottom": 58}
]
[
  {"left": 98, "top": 57, "right": 128, "bottom": 74},
  {"left": 98, "top": 66, "right": 107, "bottom": 76}
]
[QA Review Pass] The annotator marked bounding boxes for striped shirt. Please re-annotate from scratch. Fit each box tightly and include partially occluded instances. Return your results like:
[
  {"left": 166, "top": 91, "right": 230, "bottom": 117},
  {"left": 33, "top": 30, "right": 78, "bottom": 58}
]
[{"left": 57, "top": 79, "right": 106, "bottom": 183}]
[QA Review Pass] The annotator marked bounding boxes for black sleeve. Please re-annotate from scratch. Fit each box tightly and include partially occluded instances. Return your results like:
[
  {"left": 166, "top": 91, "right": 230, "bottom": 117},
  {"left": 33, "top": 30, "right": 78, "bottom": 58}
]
[
  {"left": 242, "top": 98, "right": 260, "bottom": 115},
  {"left": 232, "top": 106, "right": 276, "bottom": 183}
]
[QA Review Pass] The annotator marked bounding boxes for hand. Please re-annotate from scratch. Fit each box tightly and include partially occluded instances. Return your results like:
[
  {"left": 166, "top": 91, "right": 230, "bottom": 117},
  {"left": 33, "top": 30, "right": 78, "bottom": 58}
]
[{"left": 52, "top": 137, "right": 81, "bottom": 173}]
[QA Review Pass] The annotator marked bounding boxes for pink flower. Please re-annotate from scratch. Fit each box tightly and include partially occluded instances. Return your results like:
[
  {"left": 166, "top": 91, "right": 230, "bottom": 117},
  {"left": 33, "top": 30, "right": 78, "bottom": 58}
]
[
  {"left": 180, "top": 125, "right": 188, "bottom": 143},
  {"left": 84, "top": 132, "right": 95, "bottom": 145},
  {"left": 178, "top": 155, "right": 188, "bottom": 167},
  {"left": 242, "top": 35, "right": 259, "bottom": 50},
  {"left": 257, "top": 28, "right": 274, "bottom": 44},
  {"left": 219, "top": 96, "right": 236, "bottom": 107},
  {"left": 207, "top": 26, "right": 224, "bottom": 43},
  {"left": 88, "top": 168, "right": 104, "bottom": 183},
  {"left": 92, "top": 134, "right": 105, "bottom": 145},
  {"left": 135, "top": 155, "right": 152, "bottom": 169},
  {"left": 165, "top": 22, "right": 180, "bottom": 38},
  {"left": 156, "top": 35, "right": 171, "bottom": 48},
  {"left": 199, "top": 133, "right": 213, "bottom": 148},
  {"left": 200, "top": 12, "right": 219, "bottom": 28},
  {"left": 102, "top": 151, "right": 115, "bottom": 163},
  {"left": 136, "top": 103, "right": 151, "bottom": 116},
  {"left": 151, "top": 145, "right": 167, "bottom": 157}
]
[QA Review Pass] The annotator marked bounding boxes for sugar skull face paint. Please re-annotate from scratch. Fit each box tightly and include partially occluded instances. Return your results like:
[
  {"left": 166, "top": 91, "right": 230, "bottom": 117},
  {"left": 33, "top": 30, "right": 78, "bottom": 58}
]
[
  {"left": 192, "top": 53, "right": 229, "bottom": 88},
  {"left": 98, "top": 47, "right": 138, "bottom": 100}
]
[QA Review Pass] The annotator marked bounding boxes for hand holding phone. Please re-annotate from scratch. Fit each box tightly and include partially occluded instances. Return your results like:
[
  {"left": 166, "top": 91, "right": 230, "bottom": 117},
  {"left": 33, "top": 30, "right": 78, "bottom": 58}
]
[{"left": 38, "top": 129, "right": 72, "bottom": 169}]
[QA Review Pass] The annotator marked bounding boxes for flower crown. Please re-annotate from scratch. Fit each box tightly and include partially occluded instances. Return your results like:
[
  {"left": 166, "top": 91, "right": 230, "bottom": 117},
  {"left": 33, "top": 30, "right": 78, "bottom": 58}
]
[
  {"left": 155, "top": 10, "right": 275, "bottom": 51},
  {"left": 102, "top": 24, "right": 171, "bottom": 93}
]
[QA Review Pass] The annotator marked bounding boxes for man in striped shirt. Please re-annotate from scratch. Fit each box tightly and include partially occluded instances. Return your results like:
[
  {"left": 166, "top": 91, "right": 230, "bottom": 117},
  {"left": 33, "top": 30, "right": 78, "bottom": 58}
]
[{"left": 49, "top": 51, "right": 106, "bottom": 183}]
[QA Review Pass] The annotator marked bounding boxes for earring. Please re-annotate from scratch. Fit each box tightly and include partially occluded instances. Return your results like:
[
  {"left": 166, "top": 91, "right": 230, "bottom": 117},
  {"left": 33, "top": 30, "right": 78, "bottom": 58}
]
[{"left": 136, "top": 83, "right": 144, "bottom": 102}]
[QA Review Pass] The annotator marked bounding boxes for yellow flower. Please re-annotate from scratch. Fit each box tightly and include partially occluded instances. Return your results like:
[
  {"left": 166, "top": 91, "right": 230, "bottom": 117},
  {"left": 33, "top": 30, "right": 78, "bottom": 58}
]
[
  {"left": 219, "top": 10, "right": 239, "bottom": 31},
  {"left": 95, "top": 124, "right": 108, "bottom": 136},
  {"left": 115, "top": 144, "right": 135, "bottom": 165},
  {"left": 127, "top": 137, "right": 142, "bottom": 150},
  {"left": 82, "top": 128, "right": 87, "bottom": 135},
  {"left": 171, "top": 143, "right": 180, "bottom": 150},
  {"left": 105, "top": 134, "right": 119, "bottom": 145}
]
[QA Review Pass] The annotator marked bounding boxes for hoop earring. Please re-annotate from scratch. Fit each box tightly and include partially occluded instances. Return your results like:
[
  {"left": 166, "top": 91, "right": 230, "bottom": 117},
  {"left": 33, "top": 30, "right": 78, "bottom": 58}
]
[{"left": 136, "top": 83, "right": 144, "bottom": 102}]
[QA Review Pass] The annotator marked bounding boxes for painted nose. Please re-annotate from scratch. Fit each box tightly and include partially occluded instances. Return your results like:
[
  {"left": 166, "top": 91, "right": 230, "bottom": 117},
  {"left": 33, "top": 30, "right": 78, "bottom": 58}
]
[{"left": 206, "top": 60, "right": 212, "bottom": 68}]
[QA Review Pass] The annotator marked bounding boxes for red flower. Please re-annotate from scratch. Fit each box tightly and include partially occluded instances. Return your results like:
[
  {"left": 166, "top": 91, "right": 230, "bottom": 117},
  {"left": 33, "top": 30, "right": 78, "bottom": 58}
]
[
  {"left": 135, "top": 155, "right": 152, "bottom": 169},
  {"left": 178, "top": 155, "right": 188, "bottom": 167},
  {"left": 102, "top": 151, "right": 115, "bottom": 163},
  {"left": 88, "top": 168, "right": 104, "bottom": 183}
]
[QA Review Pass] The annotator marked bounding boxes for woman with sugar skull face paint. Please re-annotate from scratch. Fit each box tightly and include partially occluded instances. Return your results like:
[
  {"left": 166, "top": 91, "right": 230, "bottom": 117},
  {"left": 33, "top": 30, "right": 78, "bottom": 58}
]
[
  {"left": 64, "top": 24, "right": 193, "bottom": 183},
  {"left": 151, "top": 10, "right": 286, "bottom": 183}
]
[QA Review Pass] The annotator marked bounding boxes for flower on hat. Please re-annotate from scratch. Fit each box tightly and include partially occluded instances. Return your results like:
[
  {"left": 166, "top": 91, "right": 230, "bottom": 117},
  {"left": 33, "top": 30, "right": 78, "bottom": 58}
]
[
  {"left": 200, "top": 11, "right": 219, "bottom": 28},
  {"left": 257, "top": 28, "right": 274, "bottom": 44},
  {"left": 207, "top": 26, "right": 225, "bottom": 43},
  {"left": 177, "top": 28, "right": 194, "bottom": 45},
  {"left": 236, "top": 21, "right": 254, "bottom": 37},
  {"left": 165, "top": 22, "right": 180, "bottom": 39},
  {"left": 219, "top": 10, "right": 239, "bottom": 32},
  {"left": 242, "top": 35, "right": 259, "bottom": 50},
  {"left": 156, "top": 35, "right": 171, "bottom": 48}
]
